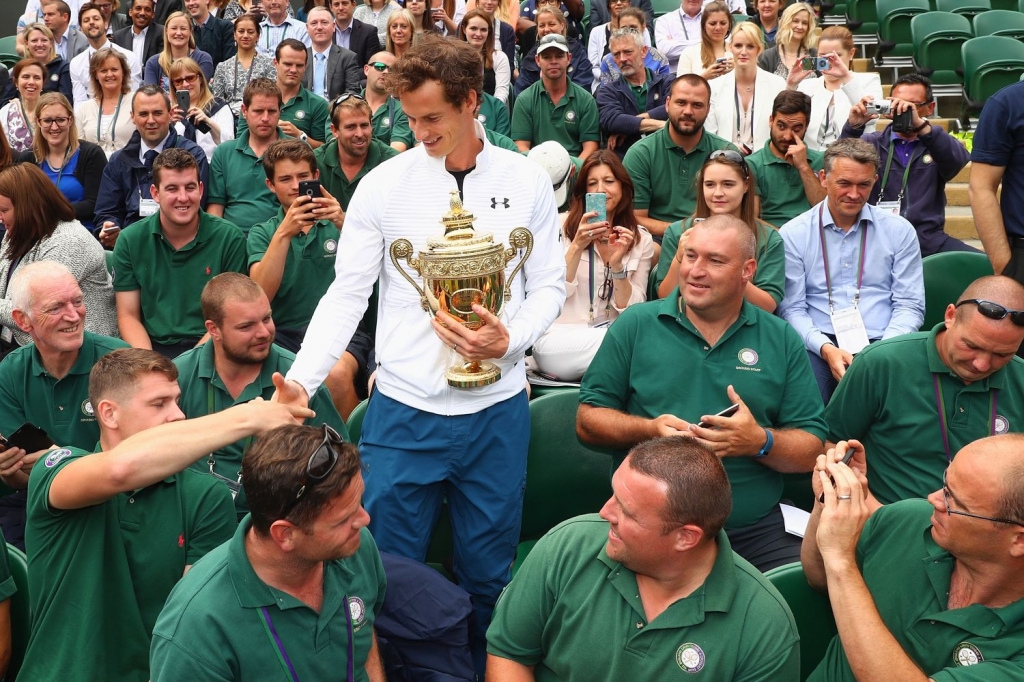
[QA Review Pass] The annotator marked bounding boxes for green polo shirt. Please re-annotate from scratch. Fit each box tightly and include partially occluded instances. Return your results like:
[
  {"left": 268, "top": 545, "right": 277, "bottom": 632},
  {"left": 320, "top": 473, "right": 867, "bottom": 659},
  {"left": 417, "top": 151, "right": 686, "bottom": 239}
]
[
  {"left": 0, "top": 530, "right": 13, "bottom": 604},
  {"left": 654, "top": 218, "right": 786, "bottom": 304},
  {"left": 623, "top": 127, "right": 737, "bottom": 223},
  {"left": 208, "top": 130, "right": 290, "bottom": 234},
  {"left": 0, "top": 332, "right": 129, "bottom": 450},
  {"left": 314, "top": 137, "right": 399, "bottom": 211},
  {"left": 809, "top": 499, "right": 1024, "bottom": 682},
  {"left": 487, "top": 128, "right": 521, "bottom": 152},
  {"left": 629, "top": 70, "right": 653, "bottom": 111},
  {"left": 511, "top": 80, "right": 600, "bottom": 156},
  {"left": 23, "top": 446, "right": 235, "bottom": 682},
  {"left": 580, "top": 296, "right": 827, "bottom": 529},
  {"left": 173, "top": 342, "right": 348, "bottom": 516},
  {"left": 826, "top": 323, "right": 1024, "bottom": 504},
  {"left": 237, "top": 86, "right": 332, "bottom": 142},
  {"left": 150, "top": 515, "right": 387, "bottom": 682},
  {"left": 746, "top": 140, "right": 825, "bottom": 228},
  {"left": 369, "top": 94, "right": 414, "bottom": 149},
  {"left": 487, "top": 514, "right": 800, "bottom": 681},
  {"left": 478, "top": 91, "right": 511, "bottom": 137},
  {"left": 112, "top": 211, "right": 248, "bottom": 345}
]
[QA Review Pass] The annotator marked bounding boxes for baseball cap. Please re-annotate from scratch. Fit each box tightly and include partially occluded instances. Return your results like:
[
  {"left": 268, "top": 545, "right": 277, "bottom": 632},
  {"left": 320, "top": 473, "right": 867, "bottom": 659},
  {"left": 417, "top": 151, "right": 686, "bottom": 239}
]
[
  {"left": 528, "top": 141, "right": 573, "bottom": 209},
  {"left": 536, "top": 33, "right": 571, "bottom": 55}
]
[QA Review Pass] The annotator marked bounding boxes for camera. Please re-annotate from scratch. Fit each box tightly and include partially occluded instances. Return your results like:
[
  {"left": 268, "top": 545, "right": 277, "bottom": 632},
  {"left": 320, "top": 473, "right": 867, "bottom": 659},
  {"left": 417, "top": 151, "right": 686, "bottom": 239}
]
[
  {"left": 866, "top": 100, "right": 893, "bottom": 115},
  {"left": 815, "top": 56, "right": 830, "bottom": 71}
]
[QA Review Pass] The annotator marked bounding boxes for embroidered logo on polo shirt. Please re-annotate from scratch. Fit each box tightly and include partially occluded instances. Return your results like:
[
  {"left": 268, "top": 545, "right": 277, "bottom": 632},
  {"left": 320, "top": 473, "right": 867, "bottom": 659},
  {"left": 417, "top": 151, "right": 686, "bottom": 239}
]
[
  {"left": 565, "top": 110, "right": 576, "bottom": 122},
  {"left": 477, "top": 114, "right": 487, "bottom": 124},
  {"left": 923, "top": 154, "right": 933, "bottom": 165},
  {"left": 994, "top": 415, "right": 1009, "bottom": 434},
  {"left": 382, "top": 117, "right": 391, "bottom": 126},
  {"left": 50, "top": 74, "right": 59, "bottom": 82},
  {"left": 324, "top": 239, "right": 338, "bottom": 254},
  {"left": 953, "top": 642, "right": 983, "bottom": 666},
  {"left": 81, "top": 400, "right": 94, "bottom": 417},
  {"left": 348, "top": 596, "right": 366, "bottom": 628},
  {"left": 295, "top": 110, "right": 306, "bottom": 120},
  {"left": 738, "top": 348, "right": 759, "bottom": 366},
  {"left": 43, "top": 449, "right": 73, "bottom": 468},
  {"left": 676, "top": 643, "right": 706, "bottom": 673}
]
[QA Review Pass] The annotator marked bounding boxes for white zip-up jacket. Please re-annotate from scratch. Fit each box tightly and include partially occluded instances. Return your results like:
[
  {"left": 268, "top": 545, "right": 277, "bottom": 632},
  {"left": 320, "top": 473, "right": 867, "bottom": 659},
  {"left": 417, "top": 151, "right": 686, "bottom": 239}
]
[{"left": 287, "top": 122, "right": 567, "bottom": 415}]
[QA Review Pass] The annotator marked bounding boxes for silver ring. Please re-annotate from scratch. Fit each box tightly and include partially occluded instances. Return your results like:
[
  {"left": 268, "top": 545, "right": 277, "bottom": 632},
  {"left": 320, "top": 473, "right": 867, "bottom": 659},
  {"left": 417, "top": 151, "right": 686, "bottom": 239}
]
[
  {"left": 837, "top": 495, "right": 852, "bottom": 500},
  {"left": 454, "top": 344, "right": 458, "bottom": 354},
  {"left": 587, "top": 230, "right": 593, "bottom": 238}
]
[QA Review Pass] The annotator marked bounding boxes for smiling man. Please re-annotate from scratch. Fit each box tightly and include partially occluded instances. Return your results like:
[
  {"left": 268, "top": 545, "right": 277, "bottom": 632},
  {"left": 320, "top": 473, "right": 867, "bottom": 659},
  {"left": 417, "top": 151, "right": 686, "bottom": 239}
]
[
  {"left": 779, "top": 137, "right": 925, "bottom": 403},
  {"left": 112, "top": 0, "right": 164, "bottom": 67}
]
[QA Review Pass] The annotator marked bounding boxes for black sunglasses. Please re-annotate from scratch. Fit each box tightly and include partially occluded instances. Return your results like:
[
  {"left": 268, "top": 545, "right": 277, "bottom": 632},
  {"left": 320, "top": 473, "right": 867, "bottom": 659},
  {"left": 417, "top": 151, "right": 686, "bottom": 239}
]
[
  {"left": 708, "top": 149, "right": 749, "bottom": 178},
  {"left": 280, "top": 425, "right": 343, "bottom": 519},
  {"left": 330, "top": 92, "right": 366, "bottom": 117},
  {"left": 955, "top": 299, "right": 1024, "bottom": 327}
]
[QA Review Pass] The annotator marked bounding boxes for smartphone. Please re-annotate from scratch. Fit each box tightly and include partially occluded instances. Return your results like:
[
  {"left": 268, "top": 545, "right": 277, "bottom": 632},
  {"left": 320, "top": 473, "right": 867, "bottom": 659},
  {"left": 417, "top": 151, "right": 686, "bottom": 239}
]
[
  {"left": 695, "top": 403, "right": 740, "bottom": 429},
  {"left": 584, "top": 192, "right": 606, "bottom": 224},
  {"left": 298, "top": 180, "right": 321, "bottom": 200},
  {"left": 0, "top": 423, "right": 53, "bottom": 452},
  {"left": 174, "top": 90, "right": 190, "bottom": 114},
  {"left": 252, "top": 0, "right": 262, "bottom": 7},
  {"left": 800, "top": 55, "right": 815, "bottom": 71},
  {"left": 101, "top": 223, "right": 121, "bottom": 233},
  {"left": 715, "top": 56, "right": 728, "bottom": 65},
  {"left": 818, "top": 447, "right": 857, "bottom": 504}
]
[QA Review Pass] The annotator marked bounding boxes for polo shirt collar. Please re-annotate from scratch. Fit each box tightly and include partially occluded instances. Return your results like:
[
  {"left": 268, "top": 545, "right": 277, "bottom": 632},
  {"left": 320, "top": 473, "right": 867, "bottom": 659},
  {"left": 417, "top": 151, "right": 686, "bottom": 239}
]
[
  {"left": 31, "top": 331, "right": 104, "bottom": 378},
  {"left": 147, "top": 209, "right": 214, "bottom": 247},
  {"left": 760, "top": 139, "right": 791, "bottom": 165},
  {"left": 926, "top": 322, "right": 1007, "bottom": 391},
  {"left": 197, "top": 338, "right": 280, "bottom": 399},
  {"left": 658, "top": 291, "right": 757, "bottom": 343},
  {"left": 819, "top": 200, "right": 871, "bottom": 234},
  {"left": 660, "top": 124, "right": 714, "bottom": 155}
]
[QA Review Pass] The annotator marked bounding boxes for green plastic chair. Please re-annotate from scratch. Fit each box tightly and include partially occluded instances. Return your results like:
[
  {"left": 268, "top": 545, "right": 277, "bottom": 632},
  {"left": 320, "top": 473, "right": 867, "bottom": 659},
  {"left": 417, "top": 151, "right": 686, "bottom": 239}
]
[
  {"left": 973, "top": 9, "right": 1024, "bottom": 39},
  {"left": 764, "top": 562, "right": 837, "bottom": 682},
  {"left": 344, "top": 398, "right": 368, "bottom": 444},
  {"left": 911, "top": 12, "right": 972, "bottom": 89},
  {"left": 0, "top": 54, "right": 21, "bottom": 69},
  {"left": 962, "top": 35, "right": 1024, "bottom": 117},
  {"left": 0, "top": 37, "right": 17, "bottom": 55},
  {"left": 877, "top": 0, "right": 931, "bottom": 58},
  {"left": 651, "top": 0, "right": 681, "bottom": 19},
  {"left": 921, "top": 251, "right": 994, "bottom": 330},
  {"left": 846, "top": 0, "right": 879, "bottom": 38},
  {"left": 7, "top": 543, "right": 29, "bottom": 681},
  {"left": 936, "top": 0, "right": 992, "bottom": 22}
]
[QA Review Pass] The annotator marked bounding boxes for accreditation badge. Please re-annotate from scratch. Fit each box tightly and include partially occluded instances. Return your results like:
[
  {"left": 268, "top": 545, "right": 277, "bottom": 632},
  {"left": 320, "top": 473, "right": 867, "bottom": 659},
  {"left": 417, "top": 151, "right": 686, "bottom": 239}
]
[{"left": 831, "top": 306, "right": 870, "bottom": 354}]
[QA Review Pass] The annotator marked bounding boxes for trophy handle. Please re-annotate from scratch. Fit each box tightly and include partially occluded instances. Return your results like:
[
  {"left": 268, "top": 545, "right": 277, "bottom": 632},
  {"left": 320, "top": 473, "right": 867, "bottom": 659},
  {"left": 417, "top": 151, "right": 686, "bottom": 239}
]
[
  {"left": 389, "top": 239, "right": 430, "bottom": 312},
  {"left": 503, "top": 228, "right": 534, "bottom": 302}
]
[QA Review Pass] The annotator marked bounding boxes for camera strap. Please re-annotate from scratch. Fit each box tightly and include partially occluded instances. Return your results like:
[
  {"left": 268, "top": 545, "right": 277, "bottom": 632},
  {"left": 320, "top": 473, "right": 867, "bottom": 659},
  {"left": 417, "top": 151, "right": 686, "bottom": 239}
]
[{"left": 877, "top": 142, "right": 919, "bottom": 205}]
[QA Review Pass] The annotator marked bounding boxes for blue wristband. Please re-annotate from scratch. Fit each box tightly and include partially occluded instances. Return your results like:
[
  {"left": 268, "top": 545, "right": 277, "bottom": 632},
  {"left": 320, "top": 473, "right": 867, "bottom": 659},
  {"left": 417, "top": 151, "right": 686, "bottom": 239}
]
[{"left": 755, "top": 428, "right": 773, "bottom": 459}]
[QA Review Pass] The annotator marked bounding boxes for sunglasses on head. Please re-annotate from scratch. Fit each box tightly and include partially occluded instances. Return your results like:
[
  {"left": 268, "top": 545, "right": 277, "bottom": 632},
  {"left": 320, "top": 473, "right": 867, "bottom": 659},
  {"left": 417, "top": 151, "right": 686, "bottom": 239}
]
[
  {"left": 330, "top": 92, "right": 366, "bottom": 117},
  {"left": 708, "top": 149, "right": 749, "bottom": 178},
  {"left": 279, "top": 425, "right": 344, "bottom": 520},
  {"left": 955, "top": 299, "right": 1024, "bottom": 327}
]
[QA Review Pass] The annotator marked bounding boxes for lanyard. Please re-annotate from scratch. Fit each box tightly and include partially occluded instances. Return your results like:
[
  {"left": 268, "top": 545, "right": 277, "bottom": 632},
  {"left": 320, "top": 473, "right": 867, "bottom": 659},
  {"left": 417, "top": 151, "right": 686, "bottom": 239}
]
[
  {"left": 677, "top": 9, "right": 690, "bottom": 39},
  {"left": 205, "top": 382, "right": 249, "bottom": 495},
  {"left": 49, "top": 146, "right": 72, "bottom": 189},
  {"left": 233, "top": 55, "right": 258, "bottom": 100},
  {"left": 733, "top": 85, "right": 754, "bottom": 146},
  {"left": 817, "top": 203, "right": 867, "bottom": 311},
  {"left": 932, "top": 374, "right": 998, "bottom": 462},
  {"left": 586, "top": 244, "right": 612, "bottom": 322},
  {"left": 97, "top": 94, "right": 124, "bottom": 149},
  {"left": 18, "top": 100, "right": 33, "bottom": 137},
  {"left": 264, "top": 22, "right": 289, "bottom": 52},
  {"left": 877, "top": 141, "right": 918, "bottom": 205},
  {"left": 258, "top": 594, "right": 355, "bottom": 682}
]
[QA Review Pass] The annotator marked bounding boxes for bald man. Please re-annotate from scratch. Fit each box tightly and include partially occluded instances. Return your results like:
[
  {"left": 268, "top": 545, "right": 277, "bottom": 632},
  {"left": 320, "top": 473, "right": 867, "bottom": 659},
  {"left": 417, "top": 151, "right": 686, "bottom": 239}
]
[{"left": 826, "top": 275, "right": 1024, "bottom": 504}]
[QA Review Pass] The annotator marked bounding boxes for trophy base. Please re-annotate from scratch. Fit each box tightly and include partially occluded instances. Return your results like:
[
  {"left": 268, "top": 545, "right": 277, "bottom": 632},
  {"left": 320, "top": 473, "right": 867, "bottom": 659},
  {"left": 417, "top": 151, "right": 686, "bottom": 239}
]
[{"left": 446, "top": 360, "right": 501, "bottom": 388}]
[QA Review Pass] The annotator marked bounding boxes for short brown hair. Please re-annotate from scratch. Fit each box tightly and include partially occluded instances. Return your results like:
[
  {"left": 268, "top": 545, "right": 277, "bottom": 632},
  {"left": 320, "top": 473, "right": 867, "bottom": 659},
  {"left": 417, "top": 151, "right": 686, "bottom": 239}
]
[
  {"left": 772, "top": 89, "right": 812, "bottom": 120},
  {"left": 12, "top": 58, "right": 49, "bottom": 89},
  {"left": 387, "top": 33, "right": 483, "bottom": 110},
  {"left": 89, "top": 47, "right": 133, "bottom": 100},
  {"left": 152, "top": 147, "right": 199, "bottom": 187},
  {"left": 262, "top": 138, "right": 317, "bottom": 181},
  {"left": 88, "top": 348, "right": 179, "bottom": 408},
  {"left": 201, "top": 272, "right": 264, "bottom": 327},
  {"left": 243, "top": 425, "right": 363, "bottom": 536},
  {"left": 627, "top": 436, "right": 732, "bottom": 538},
  {"left": 243, "top": 77, "right": 283, "bottom": 108},
  {"left": 0, "top": 163, "right": 75, "bottom": 263},
  {"left": 670, "top": 73, "right": 712, "bottom": 102},
  {"left": 329, "top": 93, "right": 371, "bottom": 128}
]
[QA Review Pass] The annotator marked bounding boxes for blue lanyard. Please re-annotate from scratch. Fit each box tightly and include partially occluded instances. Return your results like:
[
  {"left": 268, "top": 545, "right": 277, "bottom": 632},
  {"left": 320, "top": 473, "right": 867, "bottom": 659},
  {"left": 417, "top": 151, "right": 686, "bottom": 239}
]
[{"left": 259, "top": 592, "right": 355, "bottom": 682}]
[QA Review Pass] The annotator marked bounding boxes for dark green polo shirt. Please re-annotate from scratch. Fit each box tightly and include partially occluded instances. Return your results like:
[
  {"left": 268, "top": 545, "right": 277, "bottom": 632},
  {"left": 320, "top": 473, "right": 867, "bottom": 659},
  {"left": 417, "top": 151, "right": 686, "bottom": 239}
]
[
  {"left": 478, "top": 91, "right": 511, "bottom": 137},
  {"left": 746, "top": 139, "right": 825, "bottom": 228},
  {"left": 237, "top": 86, "right": 332, "bottom": 142},
  {"left": 809, "top": 499, "right": 1024, "bottom": 682},
  {"left": 314, "top": 137, "right": 398, "bottom": 211},
  {"left": 23, "top": 447, "right": 235, "bottom": 682},
  {"left": 511, "top": 80, "right": 600, "bottom": 156},
  {"left": 487, "top": 514, "right": 800, "bottom": 681},
  {"left": 623, "top": 127, "right": 737, "bottom": 223},
  {"left": 112, "top": 211, "right": 247, "bottom": 345},
  {"left": 579, "top": 296, "right": 827, "bottom": 529},
  {"left": 654, "top": 218, "right": 786, "bottom": 304},
  {"left": 208, "top": 130, "right": 290, "bottom": 234},
  {"left": 0, "top": 332, "right": 129, "bottom": 450},
  {"left": 173, "top": 342, "right": 348, "bottom": 516},
  {"left": 487, "top": 128, "right": 521, "bottom": 152},
  {"left": 369, "top": 94, "right": 414, "bottom": 148},
  {"left": 150, "top": 516, "right": 387, "bottom": 682},
  {"left": 826, "top": 324, "right": 1024, "bottom": 504}
]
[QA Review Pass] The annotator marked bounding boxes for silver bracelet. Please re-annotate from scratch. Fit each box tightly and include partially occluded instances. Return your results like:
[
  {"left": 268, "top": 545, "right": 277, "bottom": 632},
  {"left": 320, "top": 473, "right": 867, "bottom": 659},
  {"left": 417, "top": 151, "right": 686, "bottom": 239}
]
[{"left": 610, "top": 267, "right": 628, "bottom": 280}]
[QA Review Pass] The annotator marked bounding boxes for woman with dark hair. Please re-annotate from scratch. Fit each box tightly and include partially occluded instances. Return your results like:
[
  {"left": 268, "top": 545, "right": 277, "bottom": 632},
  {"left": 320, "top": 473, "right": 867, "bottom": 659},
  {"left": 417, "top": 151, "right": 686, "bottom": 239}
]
[
  {"left": 532, "top": 149, "right": 654, "bottom": 381},
  {"left": 75, "top": 48, "right": 136, "bottom": 157},
  {"left": 750, "top": 0, "right": 784, "bottom": 48},
  {"left": 459, "top": 9, "right": 510, "bottom": 104},
  {"left": 655, "top": 150, "right": 785, "bottom": 312},
  {"left": 0, "top": 60, "right": 48, "bottom": 154},
  {"left": 169, "top": 58, "right": 234, "bottom": 161},
  {"left": 0, "top": 24, "right": 73, "bottom": 106},
  {"left": 211, "top": 14, "right": 278, "bottom": 117},
  {"left": 0, "top": 163, "right": 117, "bottom": 352},
  {"left": 143, "top": 12, "right": 215, "bottom": 91},
  {"left": 676, "top": 1, "right": 733, "bottom": 80},
  {"left": 297, "top": 0, "right": 329, "bottom": 20}
]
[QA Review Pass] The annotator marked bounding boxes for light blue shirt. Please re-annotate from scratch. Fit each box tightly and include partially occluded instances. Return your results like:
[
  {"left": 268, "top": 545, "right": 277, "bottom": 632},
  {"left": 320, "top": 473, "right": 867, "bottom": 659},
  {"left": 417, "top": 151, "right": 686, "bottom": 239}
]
[
  {"left": 334, "top": 23, "right": 352, "bottom": 50},
  {"left": 778, "top": 200, "right": 925, "bottom": 356},
  {"left": 257, "top": 17, "right": 311, "bottom": 56}
]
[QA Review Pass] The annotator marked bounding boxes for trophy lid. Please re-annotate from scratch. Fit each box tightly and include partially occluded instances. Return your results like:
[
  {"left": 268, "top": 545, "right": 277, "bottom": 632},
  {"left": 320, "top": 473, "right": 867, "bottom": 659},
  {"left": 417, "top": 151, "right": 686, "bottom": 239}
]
[{"left": 427, "top": 190, "right": 496, "bottom": 251}]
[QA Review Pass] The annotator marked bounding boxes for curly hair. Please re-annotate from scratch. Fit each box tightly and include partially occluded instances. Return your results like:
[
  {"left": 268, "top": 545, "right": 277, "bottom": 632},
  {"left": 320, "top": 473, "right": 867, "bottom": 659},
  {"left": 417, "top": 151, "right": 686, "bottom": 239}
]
[{"left": 386, "top": 34, "right": 483, "bottom": 109}]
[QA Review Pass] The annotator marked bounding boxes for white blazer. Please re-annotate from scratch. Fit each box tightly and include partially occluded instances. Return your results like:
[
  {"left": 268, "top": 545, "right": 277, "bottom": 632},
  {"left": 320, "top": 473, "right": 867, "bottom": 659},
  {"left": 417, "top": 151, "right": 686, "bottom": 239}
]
[
  {"left": 706, "top": 68, "right": 786, "bottom": 151},
  {"left": 798, "top": 71, "right": 883, "bottom": 151}
]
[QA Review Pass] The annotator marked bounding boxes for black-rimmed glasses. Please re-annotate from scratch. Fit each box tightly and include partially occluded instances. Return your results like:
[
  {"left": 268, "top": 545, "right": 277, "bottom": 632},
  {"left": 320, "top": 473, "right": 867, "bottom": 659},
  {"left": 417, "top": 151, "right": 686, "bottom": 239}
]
[
  {"left": 280, "top": 425, "right": 344, "bottom": 519},
  {"left": 955, "top": 299, "right": 1024, "bottom": 327},
  {"left": 942, "top": 469, "right": 1023, "bottom": 526},
  {"left": 709, "top": 149, "right": 749, "bottom": 178}
]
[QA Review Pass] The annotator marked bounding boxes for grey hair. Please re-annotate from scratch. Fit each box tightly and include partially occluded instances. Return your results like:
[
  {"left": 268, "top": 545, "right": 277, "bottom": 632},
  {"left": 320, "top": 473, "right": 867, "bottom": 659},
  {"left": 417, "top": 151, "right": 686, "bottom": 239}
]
[
  {"left": 9, "top": 261, "right": 76, "bottom": 317},
  {"left": 609, "top": 27, "right": 645, "bottom": 51},
  {"left": 695, "top": 214, "right": 757, "bottom": 261},
  {"left": 824, "top": 137, "right": 879, "bottom": 173}
]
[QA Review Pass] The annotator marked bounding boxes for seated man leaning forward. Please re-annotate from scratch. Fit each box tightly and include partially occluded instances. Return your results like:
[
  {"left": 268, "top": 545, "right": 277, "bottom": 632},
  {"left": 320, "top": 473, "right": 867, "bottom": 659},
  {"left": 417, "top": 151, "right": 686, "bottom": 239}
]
[
  {"left": 150, "top": 424, "right": 387, "bottom": 681},
  {"left": 803, "top": 436, "right": 1024, "bottom": 682},
  {"left": 577, "top": 213, "right": 827, "bottom": 572},
  {"left": 487, "top": 436, "right": 801, "bottom": 682},
  {"left": 20, "top": 348, "right": 312, "bottom": 682}
]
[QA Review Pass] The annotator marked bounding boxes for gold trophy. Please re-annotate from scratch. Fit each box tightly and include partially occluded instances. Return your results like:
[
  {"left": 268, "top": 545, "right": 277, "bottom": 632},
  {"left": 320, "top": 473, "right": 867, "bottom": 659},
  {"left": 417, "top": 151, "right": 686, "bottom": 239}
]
[{"left": 390, "top": 191, "right": 533, "bottom": 388}]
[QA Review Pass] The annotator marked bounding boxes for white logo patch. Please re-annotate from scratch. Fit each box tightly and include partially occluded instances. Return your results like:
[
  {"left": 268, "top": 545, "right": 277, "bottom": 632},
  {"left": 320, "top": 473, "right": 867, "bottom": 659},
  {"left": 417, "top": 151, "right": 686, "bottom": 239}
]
[
  {"left": 676, "top": 643, "right": 705, "bottom": 673},
  {"left": 738, "top": 348, "right": 759, "bottom": 366},
  {"left": 324, "top": 239, "right": 337, "bottom": 253},
  {"left": 81, "top": 400, "right": 94, "bottom": 417},
  {"left": 994, "top": 415, "right": 1009, "bottom": 435},
  {"left": 295, "top": 110, "right": 306, "bottom": 120},
  {"left": 953, "top": 642, "right": 983, "bottom": 666},
  {"left": 44, "top": 449, "right": 73, "bottom": 468},
  {"left": 348, "top": 596, "right": 366, "bottom": 627}
]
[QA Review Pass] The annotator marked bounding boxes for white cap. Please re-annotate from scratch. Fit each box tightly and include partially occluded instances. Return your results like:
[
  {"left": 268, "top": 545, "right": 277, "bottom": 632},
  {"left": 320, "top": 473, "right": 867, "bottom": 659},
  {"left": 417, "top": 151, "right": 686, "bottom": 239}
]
[{"left": 527, "top": 141, "right": 573, "bottom": 209}]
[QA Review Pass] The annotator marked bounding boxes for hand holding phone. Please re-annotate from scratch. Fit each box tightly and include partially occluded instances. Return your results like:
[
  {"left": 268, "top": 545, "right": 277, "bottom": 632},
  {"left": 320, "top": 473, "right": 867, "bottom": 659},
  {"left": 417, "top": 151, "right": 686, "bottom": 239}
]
[
  {"left": 695, "top": 403, "right": 740, "bottom": 429},
  {"left": 818, "top": 441, "right": 860, "bottom": 504},
  {"left": 298, "top": 180, "right": 322, "bottom": 200}
]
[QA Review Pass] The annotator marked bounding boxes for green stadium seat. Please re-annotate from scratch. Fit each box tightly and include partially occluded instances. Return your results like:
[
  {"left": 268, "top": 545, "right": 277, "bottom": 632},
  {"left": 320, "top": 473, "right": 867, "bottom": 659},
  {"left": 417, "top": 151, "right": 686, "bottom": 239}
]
[
  {"left": 936, "top": 0, "right": 992, "bottom": 22},
  {"left": 921, "top": 252, "right": 994, "bottom": 330},
  {"left": 961, "top": 35, "right": 1024, "bottom": 119},
  {"left": 344, "top": 398, "right": 368, "bottom": 443},
  {"left": 973, "top": 9, "right": 1024, "bottom": 39},
  {"left": 0, "top": 37, "right": 17, "bottom": 55},
  {"left": 990, "top": 0, "right": 1017, "bottom": 8},
  {"left": 911, "top": 12, "right": 972, "bottom": 96},
  {"left": 0, "top": 54, "right": 20, "bottom": 69},
  {"left": 651, "top": 0, "right": 680, "bottom": 18},
  {"left": 764, "top": 562, "right": 837, "bottom": 682},
  {"left": 8, "top": 543, "right": 29, "bottom": 681},
  {"left": 876, "top": 0, "right": 932, "bottom": 78},
  {"left": 846, "top": 0, "right": 879, "bottom": 52}
]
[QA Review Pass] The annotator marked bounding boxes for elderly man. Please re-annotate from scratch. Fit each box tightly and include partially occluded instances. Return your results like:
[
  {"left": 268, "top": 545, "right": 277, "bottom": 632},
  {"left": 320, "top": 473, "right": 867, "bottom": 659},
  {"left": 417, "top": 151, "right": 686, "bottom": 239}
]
[
  {"left": 578, "top": 214, "right": 826, "bottom": 572},
  {"left": 779, "top": 137, "right": 925, "bottom": 403},
  {"left": 487, "top": 436, "right": 800, "bottom": 681},
  {"left": 827, "top": 275, "right": 1024, "bottom": 504},
  {"left": 803, "top": 435, "right": 1024, "bottom": 681}
]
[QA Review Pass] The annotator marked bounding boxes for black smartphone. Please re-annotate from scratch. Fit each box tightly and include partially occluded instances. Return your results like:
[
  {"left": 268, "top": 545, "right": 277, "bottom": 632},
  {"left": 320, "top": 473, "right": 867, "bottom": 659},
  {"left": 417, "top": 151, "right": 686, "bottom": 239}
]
[
  {"left": 695, "top": 403, "right": 740, "bottom": 429},
  {"left": 174, "top": 90, "right": 190, "bottom": 114},
  {"left": 298, "top": 180, "right": 322, "bottom": 200},
  {"left": 819, "top": 447, "right": 857, "bottom": 504},
  {"left": 891, "top": 107, "right": 914, "bottom": 134},
  {"left": 0, "top": 423, "right": 53, "bottom": 452}
]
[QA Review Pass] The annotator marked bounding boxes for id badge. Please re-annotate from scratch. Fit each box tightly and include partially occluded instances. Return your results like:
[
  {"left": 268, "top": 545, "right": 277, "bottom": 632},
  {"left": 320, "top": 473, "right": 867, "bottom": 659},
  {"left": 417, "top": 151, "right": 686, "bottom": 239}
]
[
  {"left": 875, "top": 201, "right": 901, "bottom": 216},
  {"left": 589, "top": 318, "right": 611, "bottom": 329},
  {"left": 830, "top": 306, "right": 870, "bottom": 354},
  {"left": 139, "top": 198, "right": 159, "bottom": 217}
]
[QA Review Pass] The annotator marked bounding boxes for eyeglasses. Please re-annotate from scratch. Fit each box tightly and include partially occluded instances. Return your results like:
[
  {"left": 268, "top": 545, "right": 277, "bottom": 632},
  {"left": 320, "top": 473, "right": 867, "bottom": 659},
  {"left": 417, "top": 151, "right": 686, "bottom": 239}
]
[
  {"left": 171, "top": 73, "right": 199, "bottom": 86},
  {"left": 942, "top": 469, "right": 1023, "bottom": 526},
  {"left": 599, "top": 266, "right": 613, "bottom": 300},
  {"left": 280, "top": 425, "right": 344, "bottom": 520},
  {"left": 708, "top": 149, "right": 749, "bottom": 178},
  {"left": 955, "top": 299, "right": 1024, "bottom": 327},
  {"left": 330, "top": 92, "right": 366, "bottom": 117},
  {"left": 38, "top": 116, "right": 70, "bottom": 128},
  {"left": 369, "top": 61, "right": 390, "bottom": 72},
  {"left": 610, "top": 0, "right": 630, "bottom": 5}
]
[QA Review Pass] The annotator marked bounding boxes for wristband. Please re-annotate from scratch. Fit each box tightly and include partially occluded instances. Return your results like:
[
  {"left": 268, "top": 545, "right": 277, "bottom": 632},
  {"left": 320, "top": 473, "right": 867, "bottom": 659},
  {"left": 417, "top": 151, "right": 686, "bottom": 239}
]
[
  {"left": 755, "top": 428, "right": 773, "bottom": 458},
  {"left": 610, "top": 267, "right": 628, "bottom": 280},
  {"left": 911, "top": 120, "right": 930, "bottom": 134}
]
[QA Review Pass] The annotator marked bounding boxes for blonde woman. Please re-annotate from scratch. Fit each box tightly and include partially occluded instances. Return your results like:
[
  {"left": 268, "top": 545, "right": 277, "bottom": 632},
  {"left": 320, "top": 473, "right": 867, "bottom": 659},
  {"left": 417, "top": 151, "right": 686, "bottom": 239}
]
[
  {"left": 758, "top": 2, "right": 818, "bottom": 79},
  {"left": 464, "top": 0, "right": 519, "bottom": 31},
  {"left": 75, "top": 48, "right": 136, "bottom": 157},
  {"left": 168, "top": 58, "right": 234, "bottom": 162},
  {"left": 143, "top": 12, "right": 214, "bottom": 91},
  {"left": 385, "top": 10, "right": 417, "bottom": 58},
  {"left": 676, "top": 2, "right": 733, "bottom": 80},
  {"left": 706, "top": 22, "right": 786, "bottom": 154},
  {"left": 354, "top": 0, "right": 404, "bottom": 49},
  {"left": 4, "top": 23, "right": 73, "bottom": 104}
]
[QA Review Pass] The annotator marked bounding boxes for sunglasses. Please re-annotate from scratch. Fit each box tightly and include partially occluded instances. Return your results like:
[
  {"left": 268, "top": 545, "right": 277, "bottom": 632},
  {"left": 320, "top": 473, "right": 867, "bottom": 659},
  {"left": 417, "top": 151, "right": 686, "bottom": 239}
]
[
  {"left": 171, "top": 73, "right": 199, "bottom": 86},
  {"left": 942, "top": 469, "right": 1023, "bottom": 526},
  {"left": 280, "top": 425, "right": 344, "bottom": 519},
  {"left": 955, "top": 299, "right": 1024, "bottom": 327},
  {"left": 708, "top": 149, "right": 749, "bottom": 178},
  {"left": 369, "top": 61, "right": 390, "bottom": 72},
  {"left": 330, "top": 92, "right": 366, "bottom": 117}
]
